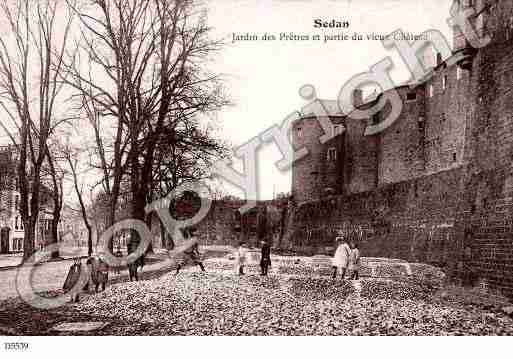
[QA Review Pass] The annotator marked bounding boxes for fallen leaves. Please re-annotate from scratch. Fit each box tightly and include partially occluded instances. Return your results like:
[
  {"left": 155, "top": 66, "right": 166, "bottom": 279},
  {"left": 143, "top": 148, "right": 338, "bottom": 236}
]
[
  {"left": 2, "top": 255, "right": 511, "bottom": 336},
  {"left": 68, "top": 262, "right": 513, "bottom": 335}
]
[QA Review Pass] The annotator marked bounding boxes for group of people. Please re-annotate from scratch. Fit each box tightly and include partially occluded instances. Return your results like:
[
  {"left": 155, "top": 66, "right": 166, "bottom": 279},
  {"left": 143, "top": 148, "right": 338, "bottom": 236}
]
[
  {"left": 63, "top": 255, "right": 110, "bottom": 303},
  {"left": 176, "top": 229, "right": 360, "bottom": 280},
  {"left": 332, "top": 234, "right": 360, "bottom": 280},
  {"left": 64, "top": 228, "right": 361, "bottom": 303},
  {"left": 234, "top": 240, "right": 271, "bottom": 276}
]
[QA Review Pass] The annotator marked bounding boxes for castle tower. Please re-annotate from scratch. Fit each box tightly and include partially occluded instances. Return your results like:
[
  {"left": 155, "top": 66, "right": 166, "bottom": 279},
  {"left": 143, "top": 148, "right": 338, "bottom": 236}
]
[
  {"left": 451, "top": 0, "right": 479, "bottom": 70},
  {"left": 291, "top": 101, "right": 345, "bottom": 203}
]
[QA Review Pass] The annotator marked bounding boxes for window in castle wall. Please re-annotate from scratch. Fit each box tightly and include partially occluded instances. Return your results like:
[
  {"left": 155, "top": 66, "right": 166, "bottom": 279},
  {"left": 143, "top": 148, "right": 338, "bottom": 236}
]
[
  {"left": 428, "top": 84, "right": 434, "bottom": 98},
  {"left": 442, "top": 75, "right": 447, "bottom": 91},
  {"left": 418, "top": 117, "right": 425, "bottom": 132},
  {"left": 327, "top": 147, "right": 337, "bottom": 161},
  {"left": 406, "top": 92, "right": 417, "bottom": 102},
  {"left": 457, "top": 67, "right": 462, "bottom": 80},
  {"left": 297, "top": 127, "right": 303, "bottom": 138},
  {"left": 372, "top": 112, "right": 380, "bottom": 125}
]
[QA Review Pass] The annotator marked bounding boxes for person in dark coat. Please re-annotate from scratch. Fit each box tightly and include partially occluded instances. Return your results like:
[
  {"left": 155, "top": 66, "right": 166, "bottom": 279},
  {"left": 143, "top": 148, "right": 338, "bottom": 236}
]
[
  {"left": 114, "top": 247, "right": 123, "bottom": 274},
  {"left": 87, "top": 256, "right": 109, "bottom": 292},
  {"left": 260, "top": 240, "right": 271, "bottom": 276},
  {"left": 63, "top": 259, "right": 87, "bottom": 303},
  {"left": 176, "top": 228, "right": 205, "bottom": 274},
  {"left": 127, "top": 237, "right": 145, "bottom": 282}
]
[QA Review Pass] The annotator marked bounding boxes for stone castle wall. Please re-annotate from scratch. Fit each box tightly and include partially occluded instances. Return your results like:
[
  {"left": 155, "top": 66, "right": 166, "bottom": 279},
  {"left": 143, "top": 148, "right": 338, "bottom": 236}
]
[{"left": 288, "top": 0, "right": 513, "bottom": 298}]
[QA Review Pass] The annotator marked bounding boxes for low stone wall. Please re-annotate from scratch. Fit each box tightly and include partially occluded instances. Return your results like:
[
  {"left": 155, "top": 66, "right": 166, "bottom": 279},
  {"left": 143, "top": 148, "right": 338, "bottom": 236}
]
[
  {"left": 204, "top": 254, "right": 446, "bottom": 288},
  {"left": 285, "top": 168, "right": 465, "bottom": 265}
]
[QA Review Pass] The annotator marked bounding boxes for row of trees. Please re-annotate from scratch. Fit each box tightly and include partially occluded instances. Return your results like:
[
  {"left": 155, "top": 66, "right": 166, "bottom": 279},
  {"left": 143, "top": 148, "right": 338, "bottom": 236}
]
[{"left": 0, "top": 0, "right": 229, "bottom": 262}]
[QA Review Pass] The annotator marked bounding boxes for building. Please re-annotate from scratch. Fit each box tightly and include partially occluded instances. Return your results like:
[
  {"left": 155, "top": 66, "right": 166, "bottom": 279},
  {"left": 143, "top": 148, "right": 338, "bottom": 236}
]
[
  {"left": 0, "top": 145, "right": 55, "bottom": 254},
  {"left": 289, "top": 0, "right": 513, "bottom": 297}
]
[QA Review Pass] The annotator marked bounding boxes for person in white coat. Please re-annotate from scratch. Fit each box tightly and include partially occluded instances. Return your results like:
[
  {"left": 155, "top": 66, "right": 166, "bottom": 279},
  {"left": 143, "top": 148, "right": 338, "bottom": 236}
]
[
  {"left": 332, "top": 234, "right": 351, "bottom": 279},
  {"left": 234, "top": 241, "right": 247, "bottom": 275}
]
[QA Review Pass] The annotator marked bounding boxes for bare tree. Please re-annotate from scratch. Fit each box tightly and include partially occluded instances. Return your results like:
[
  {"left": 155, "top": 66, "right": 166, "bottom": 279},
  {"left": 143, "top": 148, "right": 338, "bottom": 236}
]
[
  {"left": 0, "top": 0, "right": 75, "bottom": 261},
  {"left": 41, "top": 144, "right": 64, "bottom": 259},
  {"left": 63, "top": 143, "right": 94, "bottom": 257},
  {"left": 63, "top": 0, "right": 229, "bottom": 253},
  {"left": 152, "top": 118, "right": 228, "bottom": 248}
]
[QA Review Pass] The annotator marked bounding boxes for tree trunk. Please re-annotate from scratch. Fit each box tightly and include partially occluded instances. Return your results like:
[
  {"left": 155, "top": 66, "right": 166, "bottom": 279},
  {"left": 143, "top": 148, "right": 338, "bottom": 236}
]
[
  {"left": 47, "top": 150, "right": 61, "bottom": 259},
  {"left": 160, "top": 218, "right": 166, "bottom": 248},
  {"left": 50, "top": 189, "right": 62, "bottom": 259},
  {"left": 106, "top": 187, "right": 120, "bottom": 254},
  {"left": 50, "top": 215, "right": 60, "bottom": 259},
  {"left": 22, "top": 217, "right": 37, "bottom": 263},
  {"left": 23, "top": 172, "right": 41, "bottom": 263},
  {"left": 86, "top": 223, "right": 93, "bottom": 257},
  {"left": 145, "top": 212, "right": 154, "bottom": 253}
]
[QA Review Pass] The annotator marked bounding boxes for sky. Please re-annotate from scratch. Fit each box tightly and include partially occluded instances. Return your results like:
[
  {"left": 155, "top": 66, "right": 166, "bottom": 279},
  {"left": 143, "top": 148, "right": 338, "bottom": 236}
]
[{"left": 205, "top": 0, "right": 454, "bottom": 200}]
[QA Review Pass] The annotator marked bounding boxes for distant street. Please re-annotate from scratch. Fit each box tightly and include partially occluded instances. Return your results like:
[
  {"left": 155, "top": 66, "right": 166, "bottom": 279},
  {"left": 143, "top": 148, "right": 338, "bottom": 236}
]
[
  {"left": 0, "top": 249, "right": 174, "bottom": 301},
  {"left": 0, "top": 246, "right": 89, "bottom": 269}
]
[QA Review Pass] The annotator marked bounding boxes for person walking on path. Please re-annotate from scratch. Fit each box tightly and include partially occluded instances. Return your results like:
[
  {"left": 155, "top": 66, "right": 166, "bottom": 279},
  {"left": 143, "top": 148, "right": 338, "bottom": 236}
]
[
  {"left": 348, "top": 241, "right": 361, "bottom": 280},
  {"left": 176, "top": 228, "right": 205, "bottom": 274},
  {"left": 332, "top": 233, "right": 351, "bottom": 279},
  {"left": 87, "top": 255, "right": 109, "bottom": 292},
  {"left": 127, "top": 237, "right": 145, "bottom": 282},
  {"left": 260, "top": 241, "right": 271, "bottom": 276},
  {"left": 114, "top": 247, "right": 123, "bottom": 274},
  {"left": 234, "top": 242, "right": 247, "bottom": 275}
]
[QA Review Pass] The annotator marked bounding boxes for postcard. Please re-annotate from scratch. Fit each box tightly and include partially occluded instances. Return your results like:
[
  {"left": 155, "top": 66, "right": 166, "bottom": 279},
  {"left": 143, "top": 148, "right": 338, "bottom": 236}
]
[{"left": 0, "top": 0, "right": 512, "bottom": 357}]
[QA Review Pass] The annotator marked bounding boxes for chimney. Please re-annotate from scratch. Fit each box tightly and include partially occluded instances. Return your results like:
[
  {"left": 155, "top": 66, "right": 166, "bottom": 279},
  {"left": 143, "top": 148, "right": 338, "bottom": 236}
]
[
  {"left": 353, "top": 89, "right": 363, "bottom": 107},
  {"left": 436, "top": 52, "right": 443, "bottom": 66}
]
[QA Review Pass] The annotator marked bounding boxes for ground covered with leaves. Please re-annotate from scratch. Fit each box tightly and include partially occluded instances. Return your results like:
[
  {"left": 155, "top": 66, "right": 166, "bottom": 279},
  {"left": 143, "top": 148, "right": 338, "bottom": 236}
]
[{"left": 1, "top": 256, "right": 512, "bottom": 335}]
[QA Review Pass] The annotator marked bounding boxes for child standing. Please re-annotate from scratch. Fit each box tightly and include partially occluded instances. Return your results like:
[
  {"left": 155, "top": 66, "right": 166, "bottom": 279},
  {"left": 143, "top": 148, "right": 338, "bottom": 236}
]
[
  {"left": 332, "top": 234, "right": 351, "bottom": 279},
  {"left": 260, "top": 240, "right": 271, "bottom": 276},
  {"left": 348, "top": 241, "right": 361, "bottom": 280},
  {"left": 234, "top": 242, "right": 247, "bottom": 275}
]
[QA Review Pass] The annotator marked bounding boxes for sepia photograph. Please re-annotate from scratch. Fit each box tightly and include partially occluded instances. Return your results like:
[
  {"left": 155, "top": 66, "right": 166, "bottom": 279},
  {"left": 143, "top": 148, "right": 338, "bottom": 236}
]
[{"left": 0, "top": 0, "right": 512, "bottom": 355}]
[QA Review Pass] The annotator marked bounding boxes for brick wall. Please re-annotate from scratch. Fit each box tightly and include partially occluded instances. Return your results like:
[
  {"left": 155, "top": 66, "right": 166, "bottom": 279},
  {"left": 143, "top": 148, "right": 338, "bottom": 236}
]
[
  {"left": 286, "top": 168, "right": 464, "bottom": 262},
  {"left": 287, "top": 0, "right": 513, "bottom": 298},
  {"left": 454, "top": 1, "right": 513, "bottom": 298}
]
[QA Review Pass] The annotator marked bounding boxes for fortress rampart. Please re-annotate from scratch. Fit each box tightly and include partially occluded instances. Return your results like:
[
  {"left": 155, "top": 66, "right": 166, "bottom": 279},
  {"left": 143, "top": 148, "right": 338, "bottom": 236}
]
[{"left": 289, "top": 0, "right": 513, "bottom": 298}]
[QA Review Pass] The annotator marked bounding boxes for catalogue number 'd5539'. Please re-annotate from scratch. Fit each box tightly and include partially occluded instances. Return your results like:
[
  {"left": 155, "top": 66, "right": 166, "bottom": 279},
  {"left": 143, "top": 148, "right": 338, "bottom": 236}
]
[{"left": 4, "top": 342, "right": 29, "bottom": 351}]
